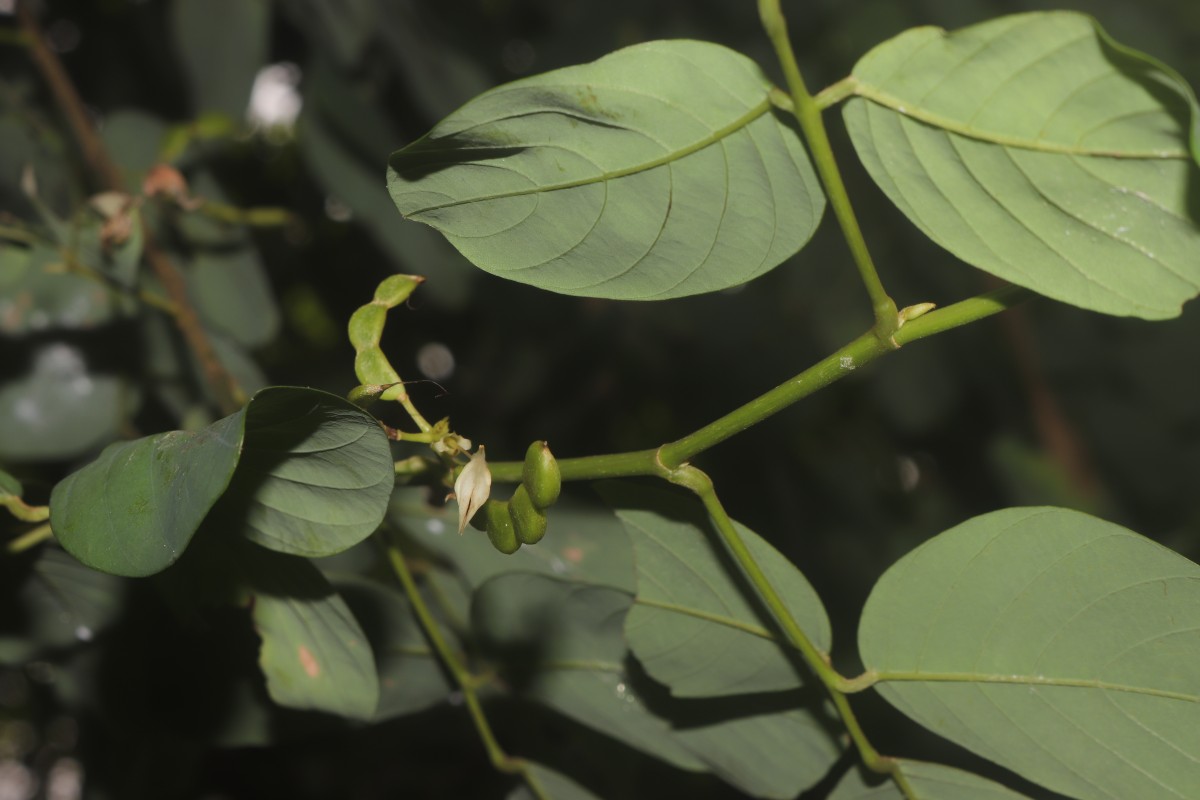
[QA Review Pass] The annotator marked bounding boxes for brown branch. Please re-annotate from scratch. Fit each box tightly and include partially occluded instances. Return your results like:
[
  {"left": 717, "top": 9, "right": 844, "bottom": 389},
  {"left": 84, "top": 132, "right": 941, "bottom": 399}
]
[{"left": 16, "top": 1, "right": 242, "bottom": 413}]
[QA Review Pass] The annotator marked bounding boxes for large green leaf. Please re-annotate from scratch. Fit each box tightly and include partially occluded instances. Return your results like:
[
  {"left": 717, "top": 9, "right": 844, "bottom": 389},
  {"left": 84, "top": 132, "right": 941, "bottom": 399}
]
[
  {"left": 844, "top": 12, "right": 1200, "bottom": 319},
  {"left": 221, "top": 388, "right": 394, "bottom": 557},
  {"left": 858, "top": 507, "right": 1200, "bottom": 800},
  {"left": 471, "top": 572, "right": 839, "bottom": 798},
  {"left": 605, "top": 484, "right": 829, "bottom": 697},
  {"left": 51, "top": 387, "right": 392, "bottom": 576},
  {"left": 388, "top": 40, "right": 825, "bottom": 301},
  {"left": 508, "top": 763, "right": 602, "bottom": 800},
  {"left": 246, "top": 549, "right": 379, "bottom": 720},
  {"left": 829, "top": 761, "right": 1031, "bottom": 799},
  {"left": 188, "top": 247, "right": 280, "bottom": 348}
]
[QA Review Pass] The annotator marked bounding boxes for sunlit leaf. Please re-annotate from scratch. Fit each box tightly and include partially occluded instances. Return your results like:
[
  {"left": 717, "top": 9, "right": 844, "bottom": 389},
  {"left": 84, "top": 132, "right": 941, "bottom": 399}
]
[
  {"left": 247, "top": 550, "right": 378, "bottom": 720},
  {"left": 844, "top": 12, "right": 1200, "bottom": 319},
  {"left": 859, "top": 507, "right": 1200, "bottom": 800},
  {"left": 388, "top": 40, "right": 825, "bottom": 300},
  {"left": 829, "top": 760, "right": 1032, "bottom": 799},
  {"left": 604, "top": 483, "right": 829, "bottom": 697}
]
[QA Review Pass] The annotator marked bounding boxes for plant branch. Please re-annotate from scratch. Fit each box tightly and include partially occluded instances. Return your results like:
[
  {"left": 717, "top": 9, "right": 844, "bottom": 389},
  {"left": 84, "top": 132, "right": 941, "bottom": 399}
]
[
  {"left": 6, "top": 523, "right": 53, "bottom": 554},
  {"left": 758, "top": 0, "right": 899, "bottom": 341},
  {"left": 16, "top": 1, "right": 242, "bottom": 413},
  {"left": 489, "top": 285, "right": 1031, "bottom": 482},
  {"left": 381, "top": 534, "right": 550, "bottom": 800},
  {"left": 666, "top": 465, "right": 915, "bottom": 796}
]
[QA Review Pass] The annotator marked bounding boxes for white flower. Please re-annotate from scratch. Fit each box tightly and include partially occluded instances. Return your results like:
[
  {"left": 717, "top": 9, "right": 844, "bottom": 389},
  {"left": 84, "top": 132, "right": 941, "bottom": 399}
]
[{"left": 453, "top": 446, "right": 491, "bottom": 534}]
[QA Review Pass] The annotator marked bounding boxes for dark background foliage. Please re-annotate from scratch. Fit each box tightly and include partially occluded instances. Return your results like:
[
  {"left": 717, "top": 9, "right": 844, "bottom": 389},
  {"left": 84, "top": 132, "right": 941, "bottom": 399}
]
[{"left": 2, "top": 0, "right": 1199, "bottom": 797}]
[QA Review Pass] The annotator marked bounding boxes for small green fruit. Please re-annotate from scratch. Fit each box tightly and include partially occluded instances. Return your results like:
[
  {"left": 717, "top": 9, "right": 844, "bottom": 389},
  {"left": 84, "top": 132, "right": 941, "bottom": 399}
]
[
  {"left": 522, "top": 441, "right": 561, "bottom": 510},
  {"left": 510, "top": 485, "right": 548, "bottom": 545},
  {"left": 484, "top": 500, "right": 520, "bottom": 554}
]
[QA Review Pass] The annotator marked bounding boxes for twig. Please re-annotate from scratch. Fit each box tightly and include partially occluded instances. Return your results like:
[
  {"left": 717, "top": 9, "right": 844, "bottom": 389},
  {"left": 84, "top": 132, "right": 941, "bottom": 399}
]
[{"left": 16, "top": 1, "right": 242, "bottom": 413}]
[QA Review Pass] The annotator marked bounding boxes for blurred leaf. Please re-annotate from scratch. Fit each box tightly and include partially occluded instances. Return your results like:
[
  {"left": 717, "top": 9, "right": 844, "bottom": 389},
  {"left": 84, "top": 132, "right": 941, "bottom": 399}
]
[
  {"left": 298, "top": 64, "right": 472, "bottom": 307},
  {"left": 333, "top": 574, "right": 454, "bottom": 721},
  {"left": 845, "top": 11, "right": 1200, "bottom": 319},
  {"left": 0, "top": 115, "right": 73, "bottom": 222},
  {"left": 388, "top": 40, "right": 825, "bottom": 300},
  {"left": 0, "top": 243, "right": 124, "bottom": 335},
  {"left": 172, "top": 0, "right": 271, "bottom": 118},
  {"left": 508, "top": 763, "right": 602, "bottom": 800},
  {"left": 829, "top": 760, "right": 1031, "bottom": 799},
  {"left": 100, "top": 110, "right": 169, "bottom": 176},
  {"left": 51, "top": 387, "right": 391, "bottom": 575},
  {"left": 246, "top": 549, "right": 379, "bottom": 720},
  {"left": 188, "top": 247, "right": 280, "bottom": 348},
  {"left": 603, "top": 483, "right": 829, "bottom": 697},
  {"left": 0, "top": 342, "right": 129, "bottom": 462},
  {"left": 0, "top": 548, "right": 124, "bottom": 665},
  {"left": 281, "top": 0, "right": 376, "bottom": 71},
  {"left": 859, "top": 507, "right": 1200, "bottom": 800}
]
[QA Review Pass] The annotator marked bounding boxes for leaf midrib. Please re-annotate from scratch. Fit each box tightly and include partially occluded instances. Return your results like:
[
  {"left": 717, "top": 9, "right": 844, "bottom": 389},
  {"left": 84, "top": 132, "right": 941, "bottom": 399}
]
[
  {"left": 851, "top": 79, "right": 1189, "bottom": 159},
  {"left": 406, "top": 97, "right": 774, "bottom": 216}
]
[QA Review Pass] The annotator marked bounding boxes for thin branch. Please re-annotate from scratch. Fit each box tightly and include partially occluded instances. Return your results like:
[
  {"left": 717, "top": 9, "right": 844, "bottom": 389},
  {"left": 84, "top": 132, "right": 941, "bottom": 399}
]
[{"left": 16, "top": 1, "right": 242, "bottom": 413}]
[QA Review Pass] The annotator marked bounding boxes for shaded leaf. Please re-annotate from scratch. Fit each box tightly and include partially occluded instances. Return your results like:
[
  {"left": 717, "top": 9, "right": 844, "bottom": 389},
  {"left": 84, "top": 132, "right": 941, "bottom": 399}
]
[
  {"left": 220, "top": 387, "right": 394, "bottom": 557},
  {"left": 508, "top": 763, "right": 602, "bottom": 800},
  {"left": 472, "top": 572, "right": 839, "bottom": 797},
  {"left": 0, "top": 243, "right": 125, "bottom": 335},
  {"left": 333, "top": 575, "right": 454, "bottom": 721},
  {"left": 859, "top": 507, "right": 1200, "bottom": 800},
  {"left": 604, "top": 483, "right": 830, "bottom": 697},
  {"left": 388, "top": 40, "right": 824, "bottom": 300},
  {"left": 0, "top": 548, "right": 124, "bottom": 665},
  {"left": 829, "top": 760, "right": 1031, "bottom": 799},
  {"left": 246, "top": 549, "right": 378, "bottom": 720},
  {"left": 844, "top": 12, "right": 1200, "bottom": 319},
  {"left": 51, "top": 387, "right": 391, "bottom": 576}
]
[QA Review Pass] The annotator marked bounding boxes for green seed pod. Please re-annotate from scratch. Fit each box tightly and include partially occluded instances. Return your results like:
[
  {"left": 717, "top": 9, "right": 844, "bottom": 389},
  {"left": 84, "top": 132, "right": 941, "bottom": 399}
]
[
  {"left": 521, "top": 440, "right": 561, "bottom": 510},
  {"left": 510, "top": 485, "right": 548, "bottom": 545},
  {"left": 484, "top": 500, "right": 520, "bottom": 554}
]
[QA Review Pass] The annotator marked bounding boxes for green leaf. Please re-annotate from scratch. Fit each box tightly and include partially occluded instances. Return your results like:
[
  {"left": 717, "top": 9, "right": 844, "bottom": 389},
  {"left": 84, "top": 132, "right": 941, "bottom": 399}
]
[
  {"left": 246, "top": 550, "right": 379, "bottom": 720},
  {"left": 829, "top": 760, "right": 1032, "bottom": 799},
  {"left": 0, "top": 243, "right": 126, "bottom": 335},
  {"left": 388, "top": 40, "right": 825, "bottom": 301},
  {"left": 188, "top": 247, "right": 280, "bottom": 348},
  {"left": 858, "top": 507, "right": 1200, "bottom": 800},
  {"left": 217, "top": 387, "right": 394, "bottom": 557},
  {"left": 0, "top": 548, "right": 124, "bottom": 665},
  {"left": 51, "top": 401, "right": 243, "bottom": 576},
  {"left": 390, "top": 489, "right": 637, "bottom": 595},
  {"left": 472, "top": 573, "right": 839, "bottom": 798},
  {"left": 333, "top": 575, "right": 454, "bottom": 721},
  {"left": 844, "top": 12, "right": 1200, "bottom": 319},
  {"left": 171, "top": 0, "right": 270, "bottom": 118},
  {"left": 605, "top": 484, "right": 830, "bottom": 697},
  {"left": 0, "top": 343, "right": 131, "bottom": 462},
  {"left": 471, "top": 572, "right": 702, "bottom": 772},
  {"left": 508, "top": 763, "right": 602, "bottom": 800},
  {"left": 51, "top": 387, "right": 392, "bottom": 576}
]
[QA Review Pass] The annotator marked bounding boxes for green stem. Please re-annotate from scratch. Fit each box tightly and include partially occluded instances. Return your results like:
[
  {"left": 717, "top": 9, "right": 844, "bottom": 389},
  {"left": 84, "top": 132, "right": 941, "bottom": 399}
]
[
  {"left": 758, "top": 0, "right": 898, "bottom": 341},
  {"left": 6, "top": 523, "right": 52, "bottom": 554},
  {"left": 668, "top": 465, "right": 916, "bottom": 798},
  {"left": 489, "top": 285, "right": 1030, "bottom": 481},
  {"left": 381, "top": 535, "right": 550, "bottom": 800}
]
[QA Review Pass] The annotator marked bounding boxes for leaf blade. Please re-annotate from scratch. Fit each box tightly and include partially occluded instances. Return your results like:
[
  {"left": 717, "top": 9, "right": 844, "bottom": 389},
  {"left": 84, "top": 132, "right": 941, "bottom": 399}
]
[
  {"left": 858, "top": 507, "right": 1200, "bottom": 800},
  {"left": 388, "top": 39, "right": 824, "bottom": 300}
]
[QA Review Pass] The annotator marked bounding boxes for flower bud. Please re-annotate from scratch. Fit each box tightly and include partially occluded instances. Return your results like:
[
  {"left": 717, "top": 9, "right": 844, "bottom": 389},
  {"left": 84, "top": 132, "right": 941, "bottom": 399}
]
[{"left": 453, "top": 446, "right": 491, "bottom": 534}]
